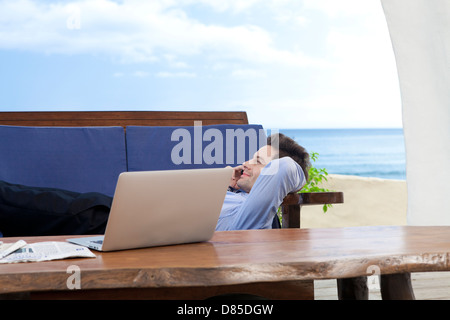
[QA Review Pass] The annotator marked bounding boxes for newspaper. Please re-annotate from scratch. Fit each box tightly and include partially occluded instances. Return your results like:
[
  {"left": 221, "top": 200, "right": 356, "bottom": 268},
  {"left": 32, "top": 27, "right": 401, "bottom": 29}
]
[{"left": 0, "top": 240, "right": 95, "bottom": 264}]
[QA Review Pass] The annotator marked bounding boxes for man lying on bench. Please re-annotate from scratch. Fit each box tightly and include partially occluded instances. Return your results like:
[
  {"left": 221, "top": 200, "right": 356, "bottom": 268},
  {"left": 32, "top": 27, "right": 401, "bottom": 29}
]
[{"left": 0, "top": 134, "right": 310, "bottom": 236}]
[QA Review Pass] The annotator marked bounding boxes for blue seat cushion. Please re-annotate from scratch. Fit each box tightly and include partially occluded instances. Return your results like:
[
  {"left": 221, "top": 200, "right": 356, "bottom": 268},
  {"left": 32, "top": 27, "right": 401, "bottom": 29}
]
[
  {"left": 0, "top": 125, "right": 127, "bottom": 197},
  {"left": 126, "top": 124, "right": 267, "bottom": 171}
]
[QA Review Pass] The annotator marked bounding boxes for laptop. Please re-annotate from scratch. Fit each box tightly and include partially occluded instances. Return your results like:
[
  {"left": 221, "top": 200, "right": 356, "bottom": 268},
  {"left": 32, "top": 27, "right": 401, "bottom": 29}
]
[{"left": 67, "top": 167, "right": 232, "bottom": 251}]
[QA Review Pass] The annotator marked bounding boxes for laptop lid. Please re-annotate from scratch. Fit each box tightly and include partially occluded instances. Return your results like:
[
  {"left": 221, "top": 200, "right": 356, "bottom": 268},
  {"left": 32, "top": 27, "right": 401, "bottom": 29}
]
[{"left": 99, "top": 167, "right": 232, "bottom": 251}]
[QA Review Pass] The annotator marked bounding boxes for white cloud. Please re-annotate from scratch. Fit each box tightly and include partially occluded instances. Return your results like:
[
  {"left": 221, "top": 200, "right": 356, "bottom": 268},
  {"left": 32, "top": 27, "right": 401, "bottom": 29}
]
[
  {"left": 176, "top": 0, "right": 263, "bottom": 13},
  {"left": 0, "top": 0, "right": 320, "bottom": 67},
  {"left": 292, "top": 0, "right": 403, "bottom": 128},
  {"left": 219, "top": 4, "right": 403, "bottom": 130},
  {"left": 303, "top": 0, "right": 377, "bottom": 18},
  {"left": 273, "top": 12, "right": 309, "bottom": 26},
  {"left": 231, "top": 68, "right": 266, "bottom": 78}
]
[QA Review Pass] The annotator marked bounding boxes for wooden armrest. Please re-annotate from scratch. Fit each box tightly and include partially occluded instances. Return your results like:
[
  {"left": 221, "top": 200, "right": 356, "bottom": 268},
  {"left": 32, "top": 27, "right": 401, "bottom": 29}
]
[
  {"left": 279, "top": 192, "right": 344, "bottom": 228},
  {"left": 281, "top": 192, "right": 344, "bottom": 206}
]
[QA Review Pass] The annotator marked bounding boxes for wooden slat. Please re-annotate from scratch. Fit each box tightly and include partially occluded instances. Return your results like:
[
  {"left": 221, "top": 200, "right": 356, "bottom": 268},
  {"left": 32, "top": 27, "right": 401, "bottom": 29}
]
[
  {"left": 280, "top": 192, "right": 344, "bottom": 228},
  {"left": 0, "top": 119, "right": 249, "bottom": 127},
  {"left": 0, "top": 111, "right": 249, "bottom": 127},
  {"left": 282, "top": 192, "right": 344, "bottom": 205},
  {"left": 301, "top": 192, "right": 344, "bottom": 205}
]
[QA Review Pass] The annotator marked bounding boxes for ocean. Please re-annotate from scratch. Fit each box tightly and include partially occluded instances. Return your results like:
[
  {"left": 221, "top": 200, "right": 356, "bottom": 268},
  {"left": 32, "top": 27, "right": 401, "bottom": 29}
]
[{"left": 277, "top": 128, "right": 406, "bottom": 180}]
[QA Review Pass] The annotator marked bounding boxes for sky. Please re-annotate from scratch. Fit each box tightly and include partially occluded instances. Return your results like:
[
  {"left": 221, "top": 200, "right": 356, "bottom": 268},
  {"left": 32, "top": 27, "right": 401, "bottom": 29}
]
[{"left": 0, "top": 0, "right": 403, "bottom": 129}]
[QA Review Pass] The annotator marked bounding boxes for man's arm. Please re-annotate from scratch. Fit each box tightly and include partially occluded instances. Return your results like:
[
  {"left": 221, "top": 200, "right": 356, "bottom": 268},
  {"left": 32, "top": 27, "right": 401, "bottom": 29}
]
[{"left": 228, "top": 157, "right": 306, "bottom": 230}]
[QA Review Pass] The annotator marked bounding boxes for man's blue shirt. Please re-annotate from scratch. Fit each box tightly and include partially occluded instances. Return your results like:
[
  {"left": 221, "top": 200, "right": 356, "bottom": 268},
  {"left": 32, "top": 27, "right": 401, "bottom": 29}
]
[{"left": 216, "top": 157, "right": 306, "bottom": 231}]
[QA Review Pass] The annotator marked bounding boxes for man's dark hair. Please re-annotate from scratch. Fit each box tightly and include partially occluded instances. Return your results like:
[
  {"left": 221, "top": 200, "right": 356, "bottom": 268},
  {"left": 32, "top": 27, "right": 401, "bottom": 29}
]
[{"left": 267, "top": 133, "right": 311, "bottom": 181}]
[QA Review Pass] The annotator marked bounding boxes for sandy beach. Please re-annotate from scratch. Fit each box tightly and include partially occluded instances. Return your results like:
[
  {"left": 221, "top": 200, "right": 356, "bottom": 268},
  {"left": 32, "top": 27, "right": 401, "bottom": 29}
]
[{"left": 301, "top": 174, "right": 407, "bottom": 228}]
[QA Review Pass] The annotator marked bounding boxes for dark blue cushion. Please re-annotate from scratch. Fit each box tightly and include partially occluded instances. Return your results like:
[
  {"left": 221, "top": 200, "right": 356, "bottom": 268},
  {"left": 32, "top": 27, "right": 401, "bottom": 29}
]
[
  {"left": 126, "top": 124, "right": 267, "bottom": 171},
  {"left": 0, "top": 125, "right": 127, "bottom": 197}
]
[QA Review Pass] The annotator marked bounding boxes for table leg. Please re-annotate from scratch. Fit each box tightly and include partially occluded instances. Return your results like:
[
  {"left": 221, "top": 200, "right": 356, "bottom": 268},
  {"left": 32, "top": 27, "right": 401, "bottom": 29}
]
[
  {"left": 380, "top": 273, "right": 415, "bottom": 300},
  {"left": 337, "top": 276, "right": 368, "bottom": 300}
]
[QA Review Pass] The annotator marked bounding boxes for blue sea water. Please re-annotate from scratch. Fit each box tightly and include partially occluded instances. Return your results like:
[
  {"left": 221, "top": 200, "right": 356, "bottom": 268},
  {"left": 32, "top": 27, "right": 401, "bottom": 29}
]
[{"left": 277, "top": 128, "right": 406, "bottom": 180}]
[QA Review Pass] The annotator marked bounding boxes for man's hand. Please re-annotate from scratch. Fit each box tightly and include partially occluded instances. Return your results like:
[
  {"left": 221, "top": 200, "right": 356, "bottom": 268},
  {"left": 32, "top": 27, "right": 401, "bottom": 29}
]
[{"left": 228, "top": 165, "right": 244, "bottom": 189}]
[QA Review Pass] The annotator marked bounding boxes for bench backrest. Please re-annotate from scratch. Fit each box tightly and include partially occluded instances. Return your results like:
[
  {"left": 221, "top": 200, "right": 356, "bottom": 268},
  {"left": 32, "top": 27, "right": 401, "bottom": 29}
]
[{"left": 0, "top": 111, "right": 264, "bottom": 196}]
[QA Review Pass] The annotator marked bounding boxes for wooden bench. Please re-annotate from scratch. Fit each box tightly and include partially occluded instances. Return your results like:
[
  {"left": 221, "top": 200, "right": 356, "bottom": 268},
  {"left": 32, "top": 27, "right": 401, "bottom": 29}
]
[{"left": 0, "top": 111, "right": 344, "bottom": 229}]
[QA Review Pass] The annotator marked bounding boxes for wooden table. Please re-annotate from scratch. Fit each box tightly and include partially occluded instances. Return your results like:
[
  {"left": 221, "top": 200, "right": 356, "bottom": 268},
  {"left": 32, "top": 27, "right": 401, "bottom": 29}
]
[{"left": 1, "top": 225, "right": 449, "bottom": 300}]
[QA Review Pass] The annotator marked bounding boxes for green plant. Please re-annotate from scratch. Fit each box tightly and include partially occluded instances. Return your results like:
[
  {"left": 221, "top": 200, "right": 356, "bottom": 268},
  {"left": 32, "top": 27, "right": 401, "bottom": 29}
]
[{"left": 299, "top": 152, "right": 333, "bottom": 213}]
